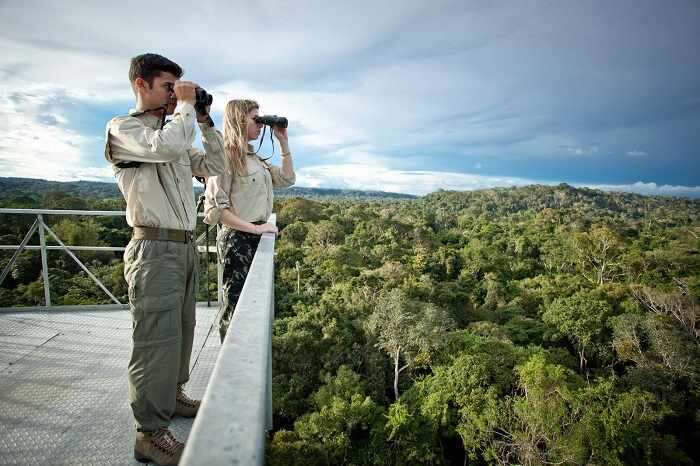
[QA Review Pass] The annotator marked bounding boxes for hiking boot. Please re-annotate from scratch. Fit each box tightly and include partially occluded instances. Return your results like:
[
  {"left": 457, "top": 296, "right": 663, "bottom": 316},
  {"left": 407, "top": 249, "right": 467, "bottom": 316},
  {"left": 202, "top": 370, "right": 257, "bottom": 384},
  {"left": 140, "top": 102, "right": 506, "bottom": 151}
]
[
  {"left": 174, "top": 384, "right": 200, "bottom": 418},
  {"left": 134, "top": 428, "right": 184, "bottom": 465}
]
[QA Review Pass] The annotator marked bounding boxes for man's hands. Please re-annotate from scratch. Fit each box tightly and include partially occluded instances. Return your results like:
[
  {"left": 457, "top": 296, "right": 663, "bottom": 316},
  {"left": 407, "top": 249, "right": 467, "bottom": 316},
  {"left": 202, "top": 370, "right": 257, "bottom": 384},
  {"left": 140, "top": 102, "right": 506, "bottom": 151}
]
[
  {"left": 174, "top": 80, "right": 197, "bottom": 105},
  {"left": 197, "top": 105, "right": 212, "bottom": 123},
  {"left": 254, "top": 223, "right": 279, "bottom": 236},
  {"left": 176, "top": 81, "right": 212, "bottom": 124}
]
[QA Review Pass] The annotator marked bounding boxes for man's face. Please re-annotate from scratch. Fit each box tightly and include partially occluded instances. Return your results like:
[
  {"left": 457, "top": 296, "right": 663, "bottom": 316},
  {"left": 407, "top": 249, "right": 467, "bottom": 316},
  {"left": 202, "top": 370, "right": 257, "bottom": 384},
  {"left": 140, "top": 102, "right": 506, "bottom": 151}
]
[{"left": 140, "top": 71, "right": 178, "bottom": 115}]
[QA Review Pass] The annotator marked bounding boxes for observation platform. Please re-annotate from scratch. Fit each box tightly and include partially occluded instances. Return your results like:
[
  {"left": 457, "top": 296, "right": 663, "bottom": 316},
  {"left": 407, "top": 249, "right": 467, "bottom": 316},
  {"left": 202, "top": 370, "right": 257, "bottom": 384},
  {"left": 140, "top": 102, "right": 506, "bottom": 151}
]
[
  {"left": 0, "top": 208, "right": 277, "bottom": 465},
  {"left": 0, "top": 303, "right": 221, "bottom": 466}
]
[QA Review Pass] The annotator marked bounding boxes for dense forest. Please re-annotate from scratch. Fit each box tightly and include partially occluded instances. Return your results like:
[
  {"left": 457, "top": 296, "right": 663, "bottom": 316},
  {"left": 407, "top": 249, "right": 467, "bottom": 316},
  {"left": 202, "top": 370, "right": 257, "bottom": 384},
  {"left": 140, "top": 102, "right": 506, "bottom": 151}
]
[
  {"left": 1, "top": 178, "right": 699, "bottom": 465},
  {"left": 0, "top": 177, "right": 415, "bottom": 201}
]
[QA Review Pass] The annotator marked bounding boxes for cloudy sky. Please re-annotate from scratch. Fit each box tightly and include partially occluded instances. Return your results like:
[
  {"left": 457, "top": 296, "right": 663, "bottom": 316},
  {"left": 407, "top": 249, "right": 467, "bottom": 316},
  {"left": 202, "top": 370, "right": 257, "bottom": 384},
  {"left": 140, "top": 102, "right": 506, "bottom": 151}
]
[{"left": 1, "top": 0, "right": 699, "bottom": 197}]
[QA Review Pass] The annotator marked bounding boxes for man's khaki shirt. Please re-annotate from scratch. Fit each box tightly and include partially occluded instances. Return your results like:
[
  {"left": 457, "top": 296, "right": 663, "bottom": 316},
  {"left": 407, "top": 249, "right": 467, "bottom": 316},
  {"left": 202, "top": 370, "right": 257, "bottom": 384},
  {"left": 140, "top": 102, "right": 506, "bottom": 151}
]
[
  {"left": 105, "top": 102, "right": 226, "bottom": 231},
  {"left": 203, "top": 149, "right": 295, "bottom": 226}
]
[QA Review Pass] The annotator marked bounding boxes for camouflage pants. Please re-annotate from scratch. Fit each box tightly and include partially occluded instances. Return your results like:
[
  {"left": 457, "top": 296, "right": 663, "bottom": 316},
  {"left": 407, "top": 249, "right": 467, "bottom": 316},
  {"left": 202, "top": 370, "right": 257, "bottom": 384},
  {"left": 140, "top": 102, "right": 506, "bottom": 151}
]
[
  {"left": 123, "top": 239, "right": 198, "bottom": 432},
  {"left": 217, "top": 228, "right": 260, "bottom": 342}
]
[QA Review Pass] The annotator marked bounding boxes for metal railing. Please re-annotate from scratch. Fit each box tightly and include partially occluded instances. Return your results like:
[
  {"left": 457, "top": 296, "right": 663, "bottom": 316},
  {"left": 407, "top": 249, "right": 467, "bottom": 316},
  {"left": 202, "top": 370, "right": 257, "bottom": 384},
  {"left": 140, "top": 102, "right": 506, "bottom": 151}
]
[
  {"left": 2, "top": 208, "right": 278, "bottom": 464},
  {"left": 181, "top": 214, "right": 276, "bottom": 466},
  {"left": 0, "top": 208, "right": 219, "bottom": 309}
]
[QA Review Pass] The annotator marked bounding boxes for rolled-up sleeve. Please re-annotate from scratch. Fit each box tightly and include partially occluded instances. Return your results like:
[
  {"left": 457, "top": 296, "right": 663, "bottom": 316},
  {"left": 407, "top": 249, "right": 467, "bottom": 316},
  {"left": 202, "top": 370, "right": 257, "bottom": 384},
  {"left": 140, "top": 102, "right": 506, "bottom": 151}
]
[
  {"left": 269, "top": 163, "right": 296, "bottom": 188},
  {"left": 204, "top": 169, "right": 233, "bottom": 225},
  {"left": 190, "top": 126, "right": 227, "bottom": 177}
]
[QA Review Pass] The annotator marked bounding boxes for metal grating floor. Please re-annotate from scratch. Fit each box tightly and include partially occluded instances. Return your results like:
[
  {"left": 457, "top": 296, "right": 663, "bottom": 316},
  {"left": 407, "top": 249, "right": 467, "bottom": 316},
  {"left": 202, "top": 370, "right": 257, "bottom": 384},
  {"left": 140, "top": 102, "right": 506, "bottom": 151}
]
[{"left": 0, "top": 304, "right": 222, "bottom": 466}]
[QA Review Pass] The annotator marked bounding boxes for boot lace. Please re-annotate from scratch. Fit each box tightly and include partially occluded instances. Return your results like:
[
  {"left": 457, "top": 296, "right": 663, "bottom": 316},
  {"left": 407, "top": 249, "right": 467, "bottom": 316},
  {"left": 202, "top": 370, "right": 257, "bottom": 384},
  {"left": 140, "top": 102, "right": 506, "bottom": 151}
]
[
  {"left": 176, "top": 386, "right": 199, "bottom": 408},
  {"left": 153, "top": 428, "right": 183, "bottom": 456}
]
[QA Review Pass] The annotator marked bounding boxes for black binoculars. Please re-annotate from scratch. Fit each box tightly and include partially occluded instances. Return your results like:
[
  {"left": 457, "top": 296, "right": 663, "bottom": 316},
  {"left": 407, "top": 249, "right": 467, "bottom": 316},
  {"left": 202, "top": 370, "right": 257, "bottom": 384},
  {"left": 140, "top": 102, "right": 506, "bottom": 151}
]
[
  {"left": 254, "top": 115, "right": 288, "bottom": 128},
  {"left": 194, "top": 87, "right": 213, "bottom": 115}
]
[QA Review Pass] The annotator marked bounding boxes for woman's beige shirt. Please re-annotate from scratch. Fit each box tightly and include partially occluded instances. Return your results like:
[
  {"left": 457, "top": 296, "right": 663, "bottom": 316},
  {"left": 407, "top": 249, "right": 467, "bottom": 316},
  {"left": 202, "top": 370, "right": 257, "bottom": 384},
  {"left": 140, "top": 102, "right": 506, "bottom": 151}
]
[{"left": 204, "top": 149, "right": 295, "bottom": 225}]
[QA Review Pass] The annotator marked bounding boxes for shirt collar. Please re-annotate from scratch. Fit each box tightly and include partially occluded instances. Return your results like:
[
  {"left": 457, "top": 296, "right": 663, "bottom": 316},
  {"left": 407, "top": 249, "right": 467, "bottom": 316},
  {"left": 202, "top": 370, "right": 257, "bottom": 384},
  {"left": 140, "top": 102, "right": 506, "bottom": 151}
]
[{"left": 128, "top": 108, "right": 163, "bottom": 128}]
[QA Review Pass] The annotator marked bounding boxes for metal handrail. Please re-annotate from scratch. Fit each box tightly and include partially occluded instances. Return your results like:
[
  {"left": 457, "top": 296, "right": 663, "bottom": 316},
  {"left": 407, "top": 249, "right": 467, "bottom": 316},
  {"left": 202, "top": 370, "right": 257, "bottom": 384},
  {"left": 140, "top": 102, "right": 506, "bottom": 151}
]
[
  {"left": 0, "top": 208, "right": 218, "bottom": 309},
  {"left": 0, "top": 208, "right": 129, "bottom": 216},
  {"left": 2, "top": 208, "right": 278, "bottom": 463},
  {"left": 180, "top": 214, "right": 276, "bottom": 466}
]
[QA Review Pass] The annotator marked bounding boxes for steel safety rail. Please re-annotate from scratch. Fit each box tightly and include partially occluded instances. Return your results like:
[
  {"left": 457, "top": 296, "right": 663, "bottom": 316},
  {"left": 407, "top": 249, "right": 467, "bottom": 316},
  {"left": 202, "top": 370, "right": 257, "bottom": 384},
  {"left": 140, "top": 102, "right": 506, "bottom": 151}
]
[
  {"left": 180, "top": 214, "right": 276, "bottom": 466},
  {"left": 0, "top": 208, "right": 219, "bottom": 310}
]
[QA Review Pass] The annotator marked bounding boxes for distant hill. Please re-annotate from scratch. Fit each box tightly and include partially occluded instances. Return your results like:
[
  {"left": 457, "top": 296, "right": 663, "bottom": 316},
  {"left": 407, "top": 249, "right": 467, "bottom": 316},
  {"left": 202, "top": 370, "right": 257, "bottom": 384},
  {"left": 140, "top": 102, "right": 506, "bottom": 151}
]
[
  {"left": 2, "top": 177, "right": 699, "bottom": 221},
  {"left": 419, "top": 183, "right": 700, "bottom": 227},
  {"left": 0, "top": 177, "right": 123, "bottom": 199},
  {"left": 275, "top": 186, "right": 416, "bottom": 200},
  {"left": 0, "top": 177, "right": 416, "bottom": 203}
]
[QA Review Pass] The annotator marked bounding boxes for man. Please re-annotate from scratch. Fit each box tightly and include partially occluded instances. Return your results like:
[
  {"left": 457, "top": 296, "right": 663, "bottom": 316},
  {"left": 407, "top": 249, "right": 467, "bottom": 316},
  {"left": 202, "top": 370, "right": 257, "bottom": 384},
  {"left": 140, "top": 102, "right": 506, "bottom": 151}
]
[{"left": 105, "top": 53, "right": 226, "bottom": 465}]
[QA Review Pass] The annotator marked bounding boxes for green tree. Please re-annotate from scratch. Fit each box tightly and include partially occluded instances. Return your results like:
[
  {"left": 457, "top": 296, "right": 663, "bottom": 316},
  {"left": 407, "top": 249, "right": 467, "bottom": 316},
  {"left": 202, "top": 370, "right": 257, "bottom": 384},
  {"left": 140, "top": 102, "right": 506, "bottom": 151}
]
[
  {"left": 542, "top": 291, "right": 613, "bottom": 372},
  {"left": 497, "top": 353, "right": 672, "bottom": 466},
  {"left": 572, "top": 226, "right": 624, "bottom": 285},
  {"left": 365, "top": 289, "right": 454, "bottom": 400},
  {"left": 418, "top": 337, "right": 520, "bottom": 463},
  {"left": 269, "top": 366, "right": 385, "bottom": 466},
  {"left": 305, "top": 220, "right": 346, "bottom": 249}
]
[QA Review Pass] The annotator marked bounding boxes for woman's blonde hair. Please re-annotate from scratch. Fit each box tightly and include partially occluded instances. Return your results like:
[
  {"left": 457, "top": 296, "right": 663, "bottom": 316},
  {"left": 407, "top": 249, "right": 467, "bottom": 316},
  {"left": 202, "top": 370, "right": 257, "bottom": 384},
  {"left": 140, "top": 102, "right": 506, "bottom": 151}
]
[{"left": 222, "top": 99, "right": 259, "bottom": 177}]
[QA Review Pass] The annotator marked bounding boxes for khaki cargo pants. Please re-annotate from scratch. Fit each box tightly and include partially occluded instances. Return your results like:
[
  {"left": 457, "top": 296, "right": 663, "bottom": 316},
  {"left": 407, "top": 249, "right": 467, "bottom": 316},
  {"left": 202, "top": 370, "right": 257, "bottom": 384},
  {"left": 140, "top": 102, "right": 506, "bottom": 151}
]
[{"left": 123, "top": 238, "right": 198, "bottom": 432}]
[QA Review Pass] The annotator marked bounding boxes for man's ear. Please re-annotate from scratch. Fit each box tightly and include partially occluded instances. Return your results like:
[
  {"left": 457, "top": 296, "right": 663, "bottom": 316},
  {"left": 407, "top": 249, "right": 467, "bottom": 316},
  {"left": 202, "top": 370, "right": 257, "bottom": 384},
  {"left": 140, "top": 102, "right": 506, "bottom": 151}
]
[{"left": 134, "top": 77, "right": 150, "bottom": 93}]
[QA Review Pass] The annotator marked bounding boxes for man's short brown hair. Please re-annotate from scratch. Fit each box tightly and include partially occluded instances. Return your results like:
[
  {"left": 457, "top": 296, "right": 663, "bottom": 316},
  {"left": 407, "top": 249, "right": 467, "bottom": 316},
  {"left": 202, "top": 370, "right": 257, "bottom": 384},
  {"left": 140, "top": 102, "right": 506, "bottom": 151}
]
[{"left": 129, "top": 53, "right": 183, "bottom": 86}]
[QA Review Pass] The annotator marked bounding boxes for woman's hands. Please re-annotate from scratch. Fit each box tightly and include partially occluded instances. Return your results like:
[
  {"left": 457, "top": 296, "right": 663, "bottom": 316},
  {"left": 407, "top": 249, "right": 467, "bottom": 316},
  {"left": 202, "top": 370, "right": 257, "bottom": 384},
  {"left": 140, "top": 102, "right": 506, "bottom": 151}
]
[
  {"left": 254, "top": 222, "right": 279, "bottom": 236},
  {"left": 273, "top": 126, "right": 289, "bottom": 151}
]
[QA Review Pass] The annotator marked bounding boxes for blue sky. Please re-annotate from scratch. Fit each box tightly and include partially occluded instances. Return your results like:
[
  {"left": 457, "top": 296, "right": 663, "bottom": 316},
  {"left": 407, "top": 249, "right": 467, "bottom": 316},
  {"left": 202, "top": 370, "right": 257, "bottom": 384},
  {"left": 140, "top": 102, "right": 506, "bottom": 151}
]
[{"left": 1, "top": 1, "right": 699, "bottom": 197}]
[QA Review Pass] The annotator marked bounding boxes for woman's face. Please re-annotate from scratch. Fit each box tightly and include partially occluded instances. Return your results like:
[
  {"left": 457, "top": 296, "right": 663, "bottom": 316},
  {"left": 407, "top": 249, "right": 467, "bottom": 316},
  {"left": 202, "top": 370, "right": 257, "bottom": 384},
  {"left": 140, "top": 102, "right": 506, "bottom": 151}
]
[{"left": 246, "top": 107, "right": 262, "bottom": 141}]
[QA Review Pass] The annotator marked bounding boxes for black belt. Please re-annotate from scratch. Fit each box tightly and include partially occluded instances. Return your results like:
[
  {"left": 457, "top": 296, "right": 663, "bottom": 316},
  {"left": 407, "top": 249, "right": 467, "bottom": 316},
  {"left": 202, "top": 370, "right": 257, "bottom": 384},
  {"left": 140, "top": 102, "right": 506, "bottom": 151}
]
[{"left": 132, "top": 227, "right": 194, "bottom": 243}]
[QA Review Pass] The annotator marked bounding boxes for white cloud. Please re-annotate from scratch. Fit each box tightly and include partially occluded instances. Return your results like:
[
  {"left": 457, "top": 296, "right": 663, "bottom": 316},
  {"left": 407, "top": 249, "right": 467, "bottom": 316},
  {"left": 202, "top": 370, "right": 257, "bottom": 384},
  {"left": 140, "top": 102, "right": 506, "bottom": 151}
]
[
  {"left": 0, "top": 38, "right": 133, "bottom": 182},
  {"left": 580, "top": 181, "right": 700, "bottom": 198},
  {"left": 72, "top": 166, "right": 115, "bottom": 182},
  {"left": 295, "top": 162, "right": 700, "bottom": 199},
  {"left": 208, "top": 81, "right": 372, "bottom": 151},
  {"left": 0, "top": 1, "right": 697, "bottom": 191},
  {"left": 295, "top": 163, "right": 542, "bottom": 195},
  {"left": 560, "top": 144, "right": 600, "bottom": 156},
  {"left": 0, "top": 1, "right": 528, "bottom": 81},
  {"left": 0, "top": 88, "right": 104, "bottom": 181},
  {"left": 0, "top": 38, "right": 129, "bottom": 103}
]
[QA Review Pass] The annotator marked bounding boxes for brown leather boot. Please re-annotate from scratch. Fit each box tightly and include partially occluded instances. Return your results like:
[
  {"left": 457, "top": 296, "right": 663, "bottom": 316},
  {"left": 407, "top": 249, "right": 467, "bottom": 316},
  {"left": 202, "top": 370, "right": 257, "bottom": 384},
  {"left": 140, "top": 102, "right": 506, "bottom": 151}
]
[
  {"left": 174, "top": 384, "right": 200, "bottom": 418},
  {"left": 134, "top": 428, "right": 184, "bottom": 465}
]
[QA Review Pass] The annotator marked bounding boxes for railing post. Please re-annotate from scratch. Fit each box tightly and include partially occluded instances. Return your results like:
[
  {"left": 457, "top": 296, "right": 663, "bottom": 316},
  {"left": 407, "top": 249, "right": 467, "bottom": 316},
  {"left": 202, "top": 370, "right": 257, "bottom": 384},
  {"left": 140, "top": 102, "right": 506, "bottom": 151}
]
[
  {"left": 267, "top": 271, "right": 274, "bottom": 431},
  {"left": 37, "top": 214, "right": 51, "bottom": 307},
  {"left": 206, "top": 224, "right": 211, "bottom": 307},
  {"left": 217, "top": 224, "right": 223, "bottom": 305}
]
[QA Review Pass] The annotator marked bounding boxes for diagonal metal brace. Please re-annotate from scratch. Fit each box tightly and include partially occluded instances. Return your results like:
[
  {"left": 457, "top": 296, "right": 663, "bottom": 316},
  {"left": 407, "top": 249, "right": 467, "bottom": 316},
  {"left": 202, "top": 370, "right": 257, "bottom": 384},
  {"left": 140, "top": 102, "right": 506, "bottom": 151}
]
[
  {"left": 0, "top": 218, "right": 40, "bottom": 287},
  {"left": 39, "top": 218, "right": 122, "bottom": 305}
]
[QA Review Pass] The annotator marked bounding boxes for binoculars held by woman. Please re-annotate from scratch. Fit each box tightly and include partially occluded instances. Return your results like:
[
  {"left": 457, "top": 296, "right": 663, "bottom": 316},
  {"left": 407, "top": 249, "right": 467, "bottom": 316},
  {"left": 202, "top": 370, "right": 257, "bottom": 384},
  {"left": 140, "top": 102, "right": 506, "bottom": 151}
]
[{"left": 254, "top": 115, "right": 288, "bottom": 128}]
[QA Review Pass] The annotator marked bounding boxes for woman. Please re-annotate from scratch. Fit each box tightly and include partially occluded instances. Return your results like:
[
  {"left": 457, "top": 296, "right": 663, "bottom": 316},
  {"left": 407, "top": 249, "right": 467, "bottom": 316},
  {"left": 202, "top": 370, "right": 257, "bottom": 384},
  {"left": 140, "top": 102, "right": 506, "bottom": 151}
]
[{"left": 204, "top": 99, "right": 295, "bottom": 341}]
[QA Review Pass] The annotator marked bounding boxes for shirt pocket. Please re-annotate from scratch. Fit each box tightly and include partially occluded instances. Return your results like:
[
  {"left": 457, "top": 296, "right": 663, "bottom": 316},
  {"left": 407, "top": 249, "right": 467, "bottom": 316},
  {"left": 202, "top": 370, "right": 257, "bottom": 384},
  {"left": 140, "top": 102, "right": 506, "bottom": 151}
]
[{"left": 231, "top": 174, "right": 264, "bottom": 214}]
